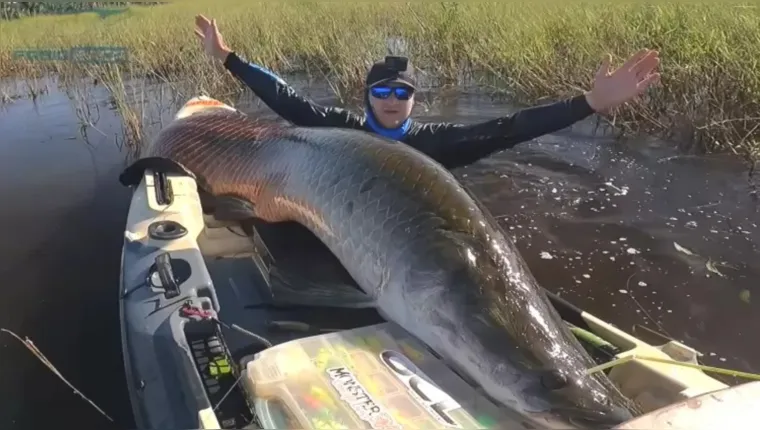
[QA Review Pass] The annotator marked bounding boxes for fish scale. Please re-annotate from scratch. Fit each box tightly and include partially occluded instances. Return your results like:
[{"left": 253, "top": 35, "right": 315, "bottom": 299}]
[{"left": 137, "top": 103, "right": 639, "bottom": 429}]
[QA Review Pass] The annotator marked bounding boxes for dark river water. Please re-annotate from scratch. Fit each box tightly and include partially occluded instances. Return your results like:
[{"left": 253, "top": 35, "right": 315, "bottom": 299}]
[{"left": 0, "top": 77, "right": 758, "bottom": 429}]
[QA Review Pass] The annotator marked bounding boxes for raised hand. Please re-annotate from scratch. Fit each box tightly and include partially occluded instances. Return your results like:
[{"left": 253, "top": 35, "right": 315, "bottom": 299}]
[
  {"left": 585, "top": 49, "right": 661, "bottom": 113},
  {"left": 194, "top": 14, "right": 231, "bottom": 62}
]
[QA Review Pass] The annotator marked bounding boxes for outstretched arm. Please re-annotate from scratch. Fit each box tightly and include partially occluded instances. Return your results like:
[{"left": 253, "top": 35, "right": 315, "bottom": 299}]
[
  {"left": 223, "top": 52, "right": 363, "bottom": 128},
  {"left": 410, "top": 48, "right": 661, "bottom": 169},
  {"left": 410, "top": 94, "right": 595, "bottom": 169},
  {"left": 194, "top": 14, "right": 363, "bottom": 128}
]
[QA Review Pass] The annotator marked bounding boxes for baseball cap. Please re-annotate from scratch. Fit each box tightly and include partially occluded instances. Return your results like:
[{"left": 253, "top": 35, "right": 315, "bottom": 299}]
[{"left": 365, "top": 56, "right": 417, "bottom": 89}]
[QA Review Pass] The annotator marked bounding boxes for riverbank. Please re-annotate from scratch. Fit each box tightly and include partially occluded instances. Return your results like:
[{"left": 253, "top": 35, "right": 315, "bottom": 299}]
[{"left": 1, "top": 2, "right": 759, "bottom": 160}]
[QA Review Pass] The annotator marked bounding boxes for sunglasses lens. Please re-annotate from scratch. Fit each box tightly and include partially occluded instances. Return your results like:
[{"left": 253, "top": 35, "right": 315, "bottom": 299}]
[
  {"left": 394, "top": 87, "right": 411, "bottom": 100},
  {"left": 371, "top": 87, "right": 391, "bottom": 99},
  {"left": 370, "top": 85, "right": 413, "bottom": 100}
]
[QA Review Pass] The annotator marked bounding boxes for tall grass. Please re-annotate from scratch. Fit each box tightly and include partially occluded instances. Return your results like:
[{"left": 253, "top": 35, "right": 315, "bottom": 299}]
[{"left": 1, "top": 1, "right": 760, "bottom": 160}]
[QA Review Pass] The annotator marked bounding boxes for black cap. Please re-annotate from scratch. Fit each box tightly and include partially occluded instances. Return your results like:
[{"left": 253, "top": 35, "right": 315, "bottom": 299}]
[{"left": 365, "top": 56, "right": 417, "bottom": 89}]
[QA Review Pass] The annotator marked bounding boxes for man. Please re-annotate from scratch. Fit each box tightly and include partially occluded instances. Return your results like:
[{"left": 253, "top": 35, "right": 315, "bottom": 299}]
[{"left": 194, "top": 15, "right": 660, "bottom": 170}]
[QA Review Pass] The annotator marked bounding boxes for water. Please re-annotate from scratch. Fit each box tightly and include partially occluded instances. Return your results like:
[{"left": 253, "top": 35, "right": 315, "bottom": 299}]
[
  {"left": 0, "top": 78, "right": 758, "bottom": 429},
  {"left": 0, "top": 79, "right": 134, "bottom": 428}
]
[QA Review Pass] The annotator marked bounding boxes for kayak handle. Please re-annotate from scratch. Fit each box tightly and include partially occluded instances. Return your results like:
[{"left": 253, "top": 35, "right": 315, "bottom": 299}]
[{"left": 154, "top": 252, "right": 180, "bottom": 298}]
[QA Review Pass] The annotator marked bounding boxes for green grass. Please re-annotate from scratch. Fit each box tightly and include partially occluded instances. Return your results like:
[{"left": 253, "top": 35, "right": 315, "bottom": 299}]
[{"left": 1, "top": 1, "right": 760, "bottom": 161}]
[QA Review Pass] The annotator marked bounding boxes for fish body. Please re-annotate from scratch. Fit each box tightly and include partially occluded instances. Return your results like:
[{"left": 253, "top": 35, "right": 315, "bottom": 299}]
[{"left": 135, "top": 97, "right": 637, "bottom": 428}]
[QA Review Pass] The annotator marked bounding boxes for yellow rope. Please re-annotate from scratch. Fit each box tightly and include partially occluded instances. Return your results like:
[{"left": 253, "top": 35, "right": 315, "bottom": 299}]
[{"left": 586, "top": 354, "right": 760, "bottom": 381}]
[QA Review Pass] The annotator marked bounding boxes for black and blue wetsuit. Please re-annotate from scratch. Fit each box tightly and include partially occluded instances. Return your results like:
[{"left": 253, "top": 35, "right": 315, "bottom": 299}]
[{"left": 224, "top": 52, "right": 596, "bottom": 170}]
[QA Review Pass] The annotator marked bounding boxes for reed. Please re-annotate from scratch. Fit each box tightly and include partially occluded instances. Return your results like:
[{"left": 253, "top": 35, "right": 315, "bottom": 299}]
[{"left": 1, "top": 1, "right": 759, "bottom": 160}]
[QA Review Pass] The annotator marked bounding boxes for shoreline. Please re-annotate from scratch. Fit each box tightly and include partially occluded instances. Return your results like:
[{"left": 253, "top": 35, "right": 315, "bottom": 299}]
[{"left": 1, "top": 2, "right": 759, "bottom": 161}]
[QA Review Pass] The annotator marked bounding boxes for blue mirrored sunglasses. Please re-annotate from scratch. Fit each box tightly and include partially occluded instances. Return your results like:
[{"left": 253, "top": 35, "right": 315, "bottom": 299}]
[{"left": 370, "top": 85, "right": 413, "bottom": 101}]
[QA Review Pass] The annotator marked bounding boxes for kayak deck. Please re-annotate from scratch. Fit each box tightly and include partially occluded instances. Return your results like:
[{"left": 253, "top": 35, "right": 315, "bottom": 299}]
[{"left": 119, "top": 170, "right": 734, "bottom": 429}]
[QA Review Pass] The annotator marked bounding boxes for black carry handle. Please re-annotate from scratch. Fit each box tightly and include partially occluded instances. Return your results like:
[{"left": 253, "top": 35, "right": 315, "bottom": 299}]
[{"left": 155, "top": 252, "right": 180, "bottom": 298}]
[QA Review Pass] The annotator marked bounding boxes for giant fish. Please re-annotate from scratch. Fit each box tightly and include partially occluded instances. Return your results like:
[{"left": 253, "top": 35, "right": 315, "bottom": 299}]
[{"left": 124, "top": 96, "right": 638, "bottom": 428}]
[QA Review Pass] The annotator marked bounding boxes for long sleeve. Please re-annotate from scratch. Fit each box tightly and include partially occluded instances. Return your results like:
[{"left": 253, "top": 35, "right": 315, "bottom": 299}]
[
  {"left": 224, "top": 52, "right": 365, "bottom": 128},
  {"left": 405, "top": 95, "right": 595, "bottom": 169}
]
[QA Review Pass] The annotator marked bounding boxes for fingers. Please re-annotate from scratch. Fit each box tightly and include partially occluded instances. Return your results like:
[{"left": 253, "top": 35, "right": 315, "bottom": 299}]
[
  {"left": 636, "top": 72, "right": 661, "bottom": 93},
  {"left": 195, "top": 14, "right": 211, "bottom": 28},
  {"left": 595, "top": 53, "right": 612, "bottom": 79},
  {"left": 194, "top": 14, "right": 211, "bottom": 35},
  {"left": 621, "top": 48, "right": 651, "bottom": 71},
  {"left": 194, "top": 29, "right": 204, "bottom": 40},
  {"left": 633, "top": 51, "right": 660, "bottom": 78}
]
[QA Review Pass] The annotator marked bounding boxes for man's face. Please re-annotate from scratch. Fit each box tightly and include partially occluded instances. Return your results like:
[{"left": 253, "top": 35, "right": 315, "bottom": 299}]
[{"left": 368, "top": 83, "right": 415, "bottom": 129}]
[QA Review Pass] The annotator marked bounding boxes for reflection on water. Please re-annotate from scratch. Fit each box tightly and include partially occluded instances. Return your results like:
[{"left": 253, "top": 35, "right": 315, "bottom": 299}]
[{"left": 0, "top": 78, "right": 757, "bottom": 429}]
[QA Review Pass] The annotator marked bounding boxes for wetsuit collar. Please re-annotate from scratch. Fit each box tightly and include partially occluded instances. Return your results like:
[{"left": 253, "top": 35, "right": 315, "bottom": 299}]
[{"left": 365, "top": 106, "right": 411, "bottom": 141}]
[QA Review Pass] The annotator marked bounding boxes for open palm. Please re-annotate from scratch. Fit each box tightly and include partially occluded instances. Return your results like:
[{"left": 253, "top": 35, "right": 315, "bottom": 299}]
[
  {"left": 194, "top": 14, "right": 230, "bottom": 61},
  {"left": 586, "top": 49, "right": 661, "bottom": 113}
]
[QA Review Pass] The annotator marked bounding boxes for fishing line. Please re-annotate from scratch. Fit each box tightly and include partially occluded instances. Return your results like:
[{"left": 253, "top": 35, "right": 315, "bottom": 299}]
[
  {"left": 585, "top": 354, "right": 760, "bottom": 381},
  {"left": 1, "top": 328, "right": 118, "bottom": 425}
]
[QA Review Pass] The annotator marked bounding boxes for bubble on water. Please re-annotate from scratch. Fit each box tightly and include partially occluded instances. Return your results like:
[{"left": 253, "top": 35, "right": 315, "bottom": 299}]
[
  {"left": 582, "top": 274, "right": 591, "bottom": 279},
  {"left": 618, "top": 289, "right": 628, "bottom": 294},
  {"left": 540, "top": 251, "right": 554, "bottom": 260},
  {"left": 626, "top": 248, "right": 640, "bottom": 255},
  {"left": 685, "top": 220, "right": 698, "bottom": 229},
  {"left": 638, "top": 281, "right": 647, "bottom": 287},
  {"left": 604, "top": 182, "right": 629, "bottom": 196},
  {"left": 619, "top": 237, "right": 627, "bottom": 241}
]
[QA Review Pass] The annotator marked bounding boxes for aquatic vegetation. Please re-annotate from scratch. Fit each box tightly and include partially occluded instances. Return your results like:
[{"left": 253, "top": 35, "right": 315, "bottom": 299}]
[{"left": 1, "top": 1, "right": 759, "bottom": 160}]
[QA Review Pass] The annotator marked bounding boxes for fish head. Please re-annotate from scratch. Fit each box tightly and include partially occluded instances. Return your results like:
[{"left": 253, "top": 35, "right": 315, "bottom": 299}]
[
  {"left": 476, "top": 351, "right": 636, "bottom": 428},
  {"left": 455, "top": 246, "right": 639, "bottom": 427},
  {"left": 528, "top": 366, "right": 638, "bottom": 428}
]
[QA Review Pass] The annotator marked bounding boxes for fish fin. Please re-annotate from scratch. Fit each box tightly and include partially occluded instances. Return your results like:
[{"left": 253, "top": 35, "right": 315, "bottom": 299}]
[
  {"left": 267, "top": 266, "right": 376, "bottom": 309},
  {"left": 119, "top": 157, "right": 196, "bottom": 187},
  {"left": 211, "top": 194, "right": 258, "bottom": 221}
]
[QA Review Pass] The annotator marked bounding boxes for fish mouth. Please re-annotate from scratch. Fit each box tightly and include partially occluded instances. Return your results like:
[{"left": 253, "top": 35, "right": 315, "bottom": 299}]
[{"left": 548, "top": 406, "right": 634, "bottom": 429}]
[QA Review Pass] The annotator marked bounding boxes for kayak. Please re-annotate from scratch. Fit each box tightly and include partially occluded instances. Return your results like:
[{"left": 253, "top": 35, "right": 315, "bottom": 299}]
[{"left": 117, "top": 118, "right": 753, "bottom": 430}]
